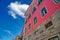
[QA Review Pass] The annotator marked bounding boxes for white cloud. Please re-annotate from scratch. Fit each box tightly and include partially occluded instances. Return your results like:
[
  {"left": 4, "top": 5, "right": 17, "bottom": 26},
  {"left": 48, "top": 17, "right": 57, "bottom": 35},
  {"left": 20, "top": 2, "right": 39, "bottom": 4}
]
[
  {"left": 8, "top": 11, "right": 17, "bottom": 19},
  {"left": 8, "top": 1, "right": 29, "bottom": 19},
  {"left": 4, "top": 30, "right": 12, "bottom": 35}
]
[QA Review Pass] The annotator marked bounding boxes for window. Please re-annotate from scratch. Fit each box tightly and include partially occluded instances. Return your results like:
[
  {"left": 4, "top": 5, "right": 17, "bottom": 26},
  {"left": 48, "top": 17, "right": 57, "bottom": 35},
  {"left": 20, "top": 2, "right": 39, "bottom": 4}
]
[
  {"left": 38, "top": 0, "right": 43, "bottom": 5},
  {"left": 34, "top": 29, "right": 39, "bottom": 35},
  {"left": 28, "top": 35, "right": 31, "bottom": 39},
  {"left": 32, "top": 6, "right": 36, "bottom": 13},
  {"left": 28, "top": 14, "right": 31, "bottom": 19},
  {"left": 25, "top": 19, "right": 27, "bottom": 24},
  {"left": 40, "top": 30, "right": 44, "bottom": 34},
  {"left": 53, "top": 0, "right": 60, "bottom": 4},
  {"left": 24, "top": 38, "right": 26, "bottom": 40},
  {"left": 48, "top": 36, "right": 59, "bottom": 40},
  {"left": 34, "top": 17, "right": 37, "bottom": 24},
  {"left": 41, "top": 6, "right": 48, "bottom": 17},
  {"left": 28, "top": 24, "right": 31, "bottom": 30},
  {"left": 24, "top": 28, "right": 26, "bottom": 33},
  {"left": 45, "top": 21, "right": 53, "bottom": 28}
]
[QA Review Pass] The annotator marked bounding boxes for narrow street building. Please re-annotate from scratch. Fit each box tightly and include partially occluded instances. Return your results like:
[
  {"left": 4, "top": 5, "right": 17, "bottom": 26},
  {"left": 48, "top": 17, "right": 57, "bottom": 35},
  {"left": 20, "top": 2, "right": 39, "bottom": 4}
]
[
  {"left": 14, "top": 36, "right": 21, "bottom": 40},
  {"left": 22, "top": 0, "right": 60, "bottom": 40}
]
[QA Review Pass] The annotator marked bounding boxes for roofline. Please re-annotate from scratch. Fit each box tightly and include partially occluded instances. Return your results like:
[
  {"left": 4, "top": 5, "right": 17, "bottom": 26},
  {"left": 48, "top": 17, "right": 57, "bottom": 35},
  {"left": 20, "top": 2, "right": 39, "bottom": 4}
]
[{"left": 24, "top": 0, "right": 33, "bottom": 16}]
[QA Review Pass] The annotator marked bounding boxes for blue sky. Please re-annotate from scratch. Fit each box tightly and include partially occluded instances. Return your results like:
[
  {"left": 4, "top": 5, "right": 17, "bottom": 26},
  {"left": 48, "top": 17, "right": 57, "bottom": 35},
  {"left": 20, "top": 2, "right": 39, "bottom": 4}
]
[{"left": 0, "top": 0, "right": 32, "bottom": 40}]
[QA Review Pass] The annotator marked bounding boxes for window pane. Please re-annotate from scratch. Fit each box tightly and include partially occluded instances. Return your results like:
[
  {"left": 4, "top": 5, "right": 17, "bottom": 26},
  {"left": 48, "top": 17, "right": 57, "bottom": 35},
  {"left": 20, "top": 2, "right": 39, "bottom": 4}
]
[
  {"left": 45, "top": 21, "right": 53, "bottom": 28},
  {"left": 54, "top": 37, "right": 59, "bottom": 40},
  {"left": 48, "top": 36, "right": 59, "bottom": 40},
  {"left": 53, "top": 0, "right": 60, "bottom": 4},
  {"left": 32, "top": 7, "right": 36, "bottom": 13},
  {"left": 28, "top": 35, "right": 31, "bottom": 39},
  {"left": 28, "top": 14, "right": 31, "bottom": 19},
  {"left": 41, "top": 7, "right": 48, "bottom": 17},
  {"left": 28, "top": 24, "right": 31, "bottom": 30},
  {"left": 34, "top": 17, "right": 37, "bottom": 24},
  {"left": 25, "top": 19, "right": 27, "bottom": 24},
  {"left": 38, "top": 0, "right": 42, "bottom": 5},
  {"left": 24, "top": 28, "right": 26, "bottom": 33},
  {"left": 34, "top": 29, "right": 39, "bottom": 35},
  {"left": 24, "top": 38, "right": 26, "bottom": 40}
]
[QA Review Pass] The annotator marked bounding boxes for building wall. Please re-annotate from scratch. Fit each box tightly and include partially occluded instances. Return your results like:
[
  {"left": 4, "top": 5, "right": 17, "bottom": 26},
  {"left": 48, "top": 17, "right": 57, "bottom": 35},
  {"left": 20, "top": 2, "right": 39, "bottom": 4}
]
[
  {"left": 14, "top": 36, "right": 21, "bottom": 40},
  {"left": 28, "top": 9, "right": 60, "bottom": 40},
  {"left": 23, "top": 0, "right": 60, "bottom": 40}
]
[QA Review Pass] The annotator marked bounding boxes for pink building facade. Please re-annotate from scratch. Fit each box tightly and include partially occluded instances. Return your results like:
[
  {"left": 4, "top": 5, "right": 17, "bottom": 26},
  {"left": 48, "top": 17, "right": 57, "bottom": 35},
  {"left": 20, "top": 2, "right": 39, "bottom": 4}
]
[{"left": 22, "top": 0, "right": 60, "bottom": 40}]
